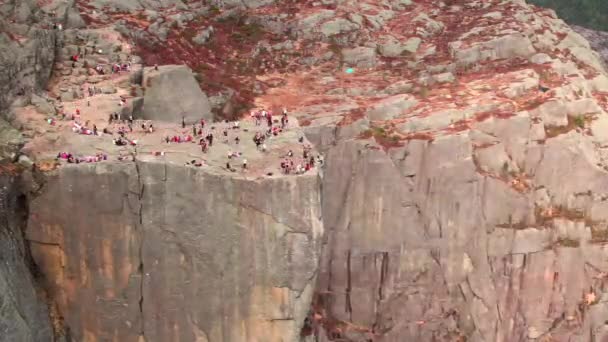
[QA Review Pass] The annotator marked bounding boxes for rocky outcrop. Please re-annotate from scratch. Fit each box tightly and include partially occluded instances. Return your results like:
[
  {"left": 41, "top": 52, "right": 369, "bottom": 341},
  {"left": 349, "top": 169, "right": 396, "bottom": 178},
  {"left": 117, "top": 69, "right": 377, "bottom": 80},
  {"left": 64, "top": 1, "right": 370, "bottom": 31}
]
[
  {"left": 0, "top": 1, "right": 58, "bottom": 114},
  {"left": 141, "top": 65, "right": 212, "bottom": 124},
  {"left": 26, "top": 160, "right": 323, "bottom": 341},
  {"left": 9, "top": 0, "right": 608, "bottom": 341}
]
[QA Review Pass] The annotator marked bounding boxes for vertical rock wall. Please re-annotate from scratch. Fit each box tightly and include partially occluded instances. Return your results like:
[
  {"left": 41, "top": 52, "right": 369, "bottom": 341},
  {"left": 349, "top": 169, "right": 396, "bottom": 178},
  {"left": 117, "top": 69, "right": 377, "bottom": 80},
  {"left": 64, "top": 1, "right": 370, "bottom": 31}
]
[
  {"left": 26, "top": 159, "right": 324, "bottom": 342},
  {"left": 316, "top": 129, "right": 608, "bottom": 341},
  {"left": 0, "top": 170, "right": 53, "bottom": 342}
]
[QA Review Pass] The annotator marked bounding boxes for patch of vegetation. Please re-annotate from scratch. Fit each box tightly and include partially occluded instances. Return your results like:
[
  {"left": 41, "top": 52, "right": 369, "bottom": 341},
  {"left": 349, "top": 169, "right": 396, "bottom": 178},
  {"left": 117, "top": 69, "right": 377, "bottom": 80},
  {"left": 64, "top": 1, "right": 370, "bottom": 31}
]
[
  {"left": 529, "top": 0, "right": 608, "bottom": 31},
  {"left": 209, "top": 5, "right": 221, "bottom": 15},
  {"left": 327, "top": 37, "right": 342, "bottom": 56},
  {"left": 554, "top": 237, "right": 581, "bottom": 248},
  {"left": 574, "top": 115, "right": 585, "bottom": 128},
  {"left": 231, "top": 22, "right": 265, "bottom": 43},
  {"left": 418, "top": 86, "right": 430, "bottom": 99},
  {"left": 359, "top": 126, "right": 402, "bottom": 149},
  {"left": 591, "top": 226, "right": 608, "bottom": 243}
]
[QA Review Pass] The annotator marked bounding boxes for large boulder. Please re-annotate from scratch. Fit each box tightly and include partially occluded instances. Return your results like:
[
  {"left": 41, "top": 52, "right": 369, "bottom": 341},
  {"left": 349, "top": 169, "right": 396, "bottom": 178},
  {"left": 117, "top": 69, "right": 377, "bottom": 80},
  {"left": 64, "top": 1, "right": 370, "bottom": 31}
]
[{"left": 141, "top": 65, "right": 212, "bottom": 123}]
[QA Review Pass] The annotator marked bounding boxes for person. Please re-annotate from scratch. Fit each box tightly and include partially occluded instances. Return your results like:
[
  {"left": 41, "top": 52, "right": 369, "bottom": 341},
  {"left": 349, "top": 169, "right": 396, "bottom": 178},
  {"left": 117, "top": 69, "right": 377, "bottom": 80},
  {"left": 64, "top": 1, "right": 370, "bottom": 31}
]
[
  {"left": 193, "top": 124, "right": 197, "bottom": 136},
  {"left": 93, "top": 125, "right": 98, "bottom": 136},
  {"left": 182, "top": 117, "right": 186, "bottom": 128},
  {"left": 242, "top": 159, "right": 247, "bottom": 169},
  {"left": 154, "top": 64, "right": 159, "bottom": 71},
  {"left": 235, "top": 136, "right": 240, "bottom": 144}
]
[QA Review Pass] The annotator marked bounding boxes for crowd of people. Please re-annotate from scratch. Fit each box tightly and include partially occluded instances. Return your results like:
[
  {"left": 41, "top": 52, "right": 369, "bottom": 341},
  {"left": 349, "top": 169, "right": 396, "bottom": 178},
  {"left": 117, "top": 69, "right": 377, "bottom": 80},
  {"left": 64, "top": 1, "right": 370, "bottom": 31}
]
[
  {"left": 52, "top": 75, "right": 322, "bottom": 176},
  {"left": 57, "top": 104, "right": 323, "bottom": 175}
]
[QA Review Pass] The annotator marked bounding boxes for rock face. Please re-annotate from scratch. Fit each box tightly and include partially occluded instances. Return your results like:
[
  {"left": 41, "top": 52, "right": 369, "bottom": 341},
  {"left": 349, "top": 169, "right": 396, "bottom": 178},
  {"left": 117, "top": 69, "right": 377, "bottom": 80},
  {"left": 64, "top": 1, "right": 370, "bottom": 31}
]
[
  {"left": 141, "top": 65, "right": 212, "bottom": 123},
  {"left": 26, "top": 160, "right": 323, "bottom": 341},
  {"left": 10, "top": 0, "right": 608, "bottom": 341},
  {"left": 0, "top": 1, "right": 57, "bottom": 113},
  {"left": 0, "top": 171, "right": 53, "bottom": 342}
]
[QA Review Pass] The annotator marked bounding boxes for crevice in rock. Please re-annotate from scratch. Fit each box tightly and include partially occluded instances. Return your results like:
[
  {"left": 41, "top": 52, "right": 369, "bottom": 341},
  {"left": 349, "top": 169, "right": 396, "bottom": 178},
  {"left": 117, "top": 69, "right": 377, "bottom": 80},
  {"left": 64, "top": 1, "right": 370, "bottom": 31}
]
[
  {"left": 345, "top": 249, "right": 353, "bottom": 321},
  {"left": 134, "top": 159, "right": 145, "bottom": 339},
  {"left": 372, "top": 251, "right": 389, "bottom": 332}
]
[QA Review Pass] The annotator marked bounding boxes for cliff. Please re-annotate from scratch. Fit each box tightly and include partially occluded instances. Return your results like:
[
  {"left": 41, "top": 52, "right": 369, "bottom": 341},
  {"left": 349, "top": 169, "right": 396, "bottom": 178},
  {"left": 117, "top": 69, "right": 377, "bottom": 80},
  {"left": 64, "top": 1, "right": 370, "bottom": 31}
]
[
  {"left": 26, "top": 159, "right": 322, "bottom": 341},
  {"left": 5, "top": 0, "right": 608, "bottom": 341},
  {"left": 0, "top": 166, "right": 53, "bottom": 342}
]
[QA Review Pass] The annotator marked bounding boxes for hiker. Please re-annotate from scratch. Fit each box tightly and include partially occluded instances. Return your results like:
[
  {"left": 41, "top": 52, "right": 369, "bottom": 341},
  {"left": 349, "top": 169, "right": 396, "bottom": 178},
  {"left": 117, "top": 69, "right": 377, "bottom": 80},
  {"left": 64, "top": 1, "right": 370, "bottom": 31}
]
[
  {"left": 93, "top": 125, "right": 98, "bottom": 136},
  {"left": 193, "top": 124, "right": 197, "bottom": 136},
  {"left": 148, "top": 124, "right": 154, "bottom": 133},
  {"left": 182, "top": 117, "right": 186, "bottom": 128},
  {"left": 281, "top": 108, "right": 288, "bottom": 128},
  {"left": 206, "top": 133, "right": 214, "bottom": 146},
  {"left": 200, "top": 119, "right": 206, "bottom": 128}
]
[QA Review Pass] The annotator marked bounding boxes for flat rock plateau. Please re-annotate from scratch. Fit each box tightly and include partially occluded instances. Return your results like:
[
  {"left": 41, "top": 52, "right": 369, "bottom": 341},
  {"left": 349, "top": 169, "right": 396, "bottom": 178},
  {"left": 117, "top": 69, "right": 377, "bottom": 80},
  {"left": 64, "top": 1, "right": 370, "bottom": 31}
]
[{"left": 3, "top": 0, "right": 608, "bottom": 341}]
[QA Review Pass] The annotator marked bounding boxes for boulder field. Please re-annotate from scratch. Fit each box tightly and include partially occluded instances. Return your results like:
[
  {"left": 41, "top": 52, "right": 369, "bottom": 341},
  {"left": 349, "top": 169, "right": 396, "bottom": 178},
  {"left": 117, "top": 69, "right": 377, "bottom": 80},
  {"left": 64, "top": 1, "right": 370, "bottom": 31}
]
[{"left": 5, "top": 0, "right": 608, "bottom": 341}]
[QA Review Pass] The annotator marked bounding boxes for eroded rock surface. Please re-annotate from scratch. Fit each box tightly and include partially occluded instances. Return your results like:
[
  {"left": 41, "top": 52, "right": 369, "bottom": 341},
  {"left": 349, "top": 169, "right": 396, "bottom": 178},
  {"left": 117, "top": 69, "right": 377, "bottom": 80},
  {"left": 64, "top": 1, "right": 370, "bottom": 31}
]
[
  {"left": 141, "top": 65, "right": 212, "bottom": 123},
  {"left": 7, "top": 0, "right": 608, "bottom": 341}
]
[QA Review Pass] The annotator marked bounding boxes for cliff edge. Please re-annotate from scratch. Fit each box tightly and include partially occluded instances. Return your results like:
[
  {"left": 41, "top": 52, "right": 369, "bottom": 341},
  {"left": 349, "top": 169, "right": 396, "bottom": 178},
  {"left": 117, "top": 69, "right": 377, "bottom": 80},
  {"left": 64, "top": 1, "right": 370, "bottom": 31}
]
[{"left": 5, "top": 0, "right": 608, "bottom": 341}]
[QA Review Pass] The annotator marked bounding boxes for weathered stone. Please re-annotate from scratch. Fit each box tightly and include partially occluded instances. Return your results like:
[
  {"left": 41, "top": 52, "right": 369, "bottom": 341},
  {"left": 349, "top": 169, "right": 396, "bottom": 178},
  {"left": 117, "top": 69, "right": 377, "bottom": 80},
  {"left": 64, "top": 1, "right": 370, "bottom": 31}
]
[
  {"left": 0, "top": 175, "right": 53, "bottom": 342},
  {"left": 192, "top": 26, "right": 214, "bottom": 45},
  {"left": 378, "top": 36, "right": 421, "bottom": 57},
  {"left": 141, "top": 65, "right": 212, "bottom": 123},
  {"left": 366, "top": 94, "right": 418, "bottom": 121},
  {"left": 320, "top": 18, "right": 358, "bottom": 37},
  {"left": 341, "top": 46, "right": 377, "bottom": 68},
  {"left": 451, "top": 33, "right": 536, "bottom": 66}
]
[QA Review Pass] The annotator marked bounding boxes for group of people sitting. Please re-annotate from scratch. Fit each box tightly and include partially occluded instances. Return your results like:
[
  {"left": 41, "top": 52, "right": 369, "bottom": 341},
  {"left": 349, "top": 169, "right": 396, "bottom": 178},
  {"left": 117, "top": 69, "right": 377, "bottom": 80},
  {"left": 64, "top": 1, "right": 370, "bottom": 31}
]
[{"left": 57, "top": 152, "right": 108, "bottom": 164}]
